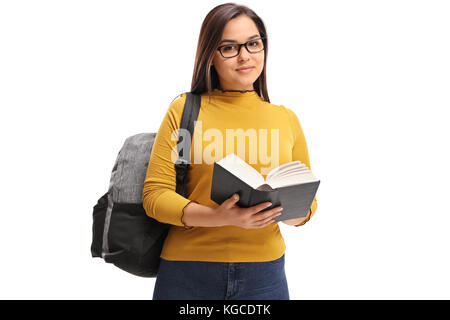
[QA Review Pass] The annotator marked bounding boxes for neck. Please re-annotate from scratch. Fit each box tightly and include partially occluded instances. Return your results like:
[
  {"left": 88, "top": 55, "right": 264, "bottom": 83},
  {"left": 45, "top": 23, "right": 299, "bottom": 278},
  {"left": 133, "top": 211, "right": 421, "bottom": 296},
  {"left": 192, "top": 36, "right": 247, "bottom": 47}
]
[
  {"left": 218, "top": 83, "right": 255, "bottom": 92},
  {"left": 217, "top": 88, "right": 256, "bottom": 93}
]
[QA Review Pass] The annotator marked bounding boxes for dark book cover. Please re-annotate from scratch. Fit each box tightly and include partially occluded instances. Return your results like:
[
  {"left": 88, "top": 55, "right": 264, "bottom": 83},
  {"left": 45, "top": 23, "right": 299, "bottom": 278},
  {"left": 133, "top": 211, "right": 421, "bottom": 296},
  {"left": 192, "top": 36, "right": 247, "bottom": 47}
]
[{"left": 210, "top": 162, "right": 320, "bottom": 222}]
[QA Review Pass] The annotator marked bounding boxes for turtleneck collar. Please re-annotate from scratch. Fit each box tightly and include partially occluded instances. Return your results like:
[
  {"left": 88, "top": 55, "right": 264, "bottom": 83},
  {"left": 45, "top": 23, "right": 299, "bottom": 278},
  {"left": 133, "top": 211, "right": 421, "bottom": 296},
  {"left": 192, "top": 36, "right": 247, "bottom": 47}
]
[
  {"left": 212, "top": 88, "right": 256, "bottom": 95},
  {"left": 205, "top": 88, "right": 263, "bottom": 104}
]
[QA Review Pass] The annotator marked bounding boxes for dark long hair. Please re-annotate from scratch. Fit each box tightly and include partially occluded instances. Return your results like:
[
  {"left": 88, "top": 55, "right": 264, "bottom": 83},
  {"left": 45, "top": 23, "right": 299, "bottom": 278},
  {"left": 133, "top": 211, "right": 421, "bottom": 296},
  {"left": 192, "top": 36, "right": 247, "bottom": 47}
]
[{"left": 190, "top": 3, "right": 270, "bottom": 103}]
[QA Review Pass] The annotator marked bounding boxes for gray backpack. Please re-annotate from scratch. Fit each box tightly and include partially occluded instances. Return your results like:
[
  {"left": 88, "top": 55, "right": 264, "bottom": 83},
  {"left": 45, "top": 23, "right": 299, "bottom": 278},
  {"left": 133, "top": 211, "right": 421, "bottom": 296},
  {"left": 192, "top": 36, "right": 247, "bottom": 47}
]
[{"left": 91, "top": 92, "right": 201, "bottom": 277}]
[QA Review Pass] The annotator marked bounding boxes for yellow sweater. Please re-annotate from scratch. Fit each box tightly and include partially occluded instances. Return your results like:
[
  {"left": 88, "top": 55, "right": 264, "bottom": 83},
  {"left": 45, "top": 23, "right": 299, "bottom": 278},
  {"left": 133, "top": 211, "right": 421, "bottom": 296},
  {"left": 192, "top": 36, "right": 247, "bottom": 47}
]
[{"left": 142, "top": 88, "right": 317, "bottom": 262}]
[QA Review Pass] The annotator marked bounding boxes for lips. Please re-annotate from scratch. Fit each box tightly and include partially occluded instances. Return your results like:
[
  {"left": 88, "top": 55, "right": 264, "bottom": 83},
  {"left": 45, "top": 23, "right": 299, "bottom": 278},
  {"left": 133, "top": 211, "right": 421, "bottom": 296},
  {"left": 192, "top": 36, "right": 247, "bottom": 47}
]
[{"left": 236, "top": 66, "right": 254, "bottom": 71}]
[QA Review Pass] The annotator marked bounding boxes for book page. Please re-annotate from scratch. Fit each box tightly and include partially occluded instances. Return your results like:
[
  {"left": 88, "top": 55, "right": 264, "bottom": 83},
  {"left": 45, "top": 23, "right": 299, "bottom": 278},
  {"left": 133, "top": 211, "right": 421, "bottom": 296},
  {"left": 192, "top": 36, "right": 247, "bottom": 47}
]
[
  {"left": 266, "top": 161, "right": 305, "bottom": 181},
  {"left": 217, "top": 153, "right": 265, "bottom": 189},
  {"left": 272, "top": 166, "right": 309, "bottom": 178},
  {"left": 267, "top": 171, "right": 318, "bottom": 189},
  {"left": 274, "top": 171, "right": 307, "bottom": 179}
]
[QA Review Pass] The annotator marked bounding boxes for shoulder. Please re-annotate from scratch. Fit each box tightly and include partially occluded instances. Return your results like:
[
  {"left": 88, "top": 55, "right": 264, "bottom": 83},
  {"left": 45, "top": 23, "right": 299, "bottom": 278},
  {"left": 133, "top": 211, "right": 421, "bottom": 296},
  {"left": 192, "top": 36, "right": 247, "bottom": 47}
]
[
  {"left": 278, "top": 104, "right": 302, "bottom": 128},
  {"left": 277, "top": 104, "right": 298, "bottom": 121},
  {"left": 254, "top": 101, "right": 301, "bottom": 131},
  {"left": 163, "top": 92, "right": 190, "bottom": 122},
  {"left": 275, "top": 104, "right": 304, "bottom": 141},
  {"left": 254, "top": 99, "right": 287, "bottom": 115},
  {"left": 168, "top": 92, "right": 188, "bottom": 112},
  {"left": 264, "top": 102, "right": 300, "bottom": 127},
  {"left": 258, "top": 99, "right": 294, "bottom": 116},
  {"left": 157, "top": 92, "right": 189, "bottom": 129}
]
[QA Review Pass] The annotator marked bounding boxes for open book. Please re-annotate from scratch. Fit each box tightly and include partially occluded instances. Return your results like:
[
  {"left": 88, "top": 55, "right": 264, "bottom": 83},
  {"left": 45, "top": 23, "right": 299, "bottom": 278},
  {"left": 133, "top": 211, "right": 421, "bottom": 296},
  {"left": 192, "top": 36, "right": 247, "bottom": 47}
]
[{"left": 210, "top": 153, "right": 320, "bottom": 221}]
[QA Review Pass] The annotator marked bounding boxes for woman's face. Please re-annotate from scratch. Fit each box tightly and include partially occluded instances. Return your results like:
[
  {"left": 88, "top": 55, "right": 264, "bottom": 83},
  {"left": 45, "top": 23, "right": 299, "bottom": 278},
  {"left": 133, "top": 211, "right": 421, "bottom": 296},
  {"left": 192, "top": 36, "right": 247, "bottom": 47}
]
[{"left": 212, "top": 15, "right": 265, "bottom": 91}]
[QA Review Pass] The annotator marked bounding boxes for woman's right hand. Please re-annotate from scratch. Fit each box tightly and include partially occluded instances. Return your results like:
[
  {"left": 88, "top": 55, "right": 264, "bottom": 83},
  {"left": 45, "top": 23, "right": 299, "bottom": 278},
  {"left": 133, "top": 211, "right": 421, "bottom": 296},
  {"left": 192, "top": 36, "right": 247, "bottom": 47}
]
[{"left": 214, "top": 193, "right": 283, "bottom": 229}]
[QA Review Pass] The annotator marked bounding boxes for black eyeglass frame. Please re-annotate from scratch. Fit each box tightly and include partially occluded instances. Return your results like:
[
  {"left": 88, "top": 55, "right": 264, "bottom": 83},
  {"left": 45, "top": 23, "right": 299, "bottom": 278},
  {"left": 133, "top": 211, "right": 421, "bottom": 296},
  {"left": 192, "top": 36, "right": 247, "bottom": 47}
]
[{"left": 217, "top": 37, "right": 266, "bottom": 58}]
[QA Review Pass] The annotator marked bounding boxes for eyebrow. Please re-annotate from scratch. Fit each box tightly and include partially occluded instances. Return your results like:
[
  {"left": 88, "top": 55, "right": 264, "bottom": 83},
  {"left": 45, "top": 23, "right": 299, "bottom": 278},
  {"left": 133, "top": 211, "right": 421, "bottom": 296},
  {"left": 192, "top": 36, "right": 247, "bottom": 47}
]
[{"left": 219, "top": 34, "right": 260, "bottom": 44}]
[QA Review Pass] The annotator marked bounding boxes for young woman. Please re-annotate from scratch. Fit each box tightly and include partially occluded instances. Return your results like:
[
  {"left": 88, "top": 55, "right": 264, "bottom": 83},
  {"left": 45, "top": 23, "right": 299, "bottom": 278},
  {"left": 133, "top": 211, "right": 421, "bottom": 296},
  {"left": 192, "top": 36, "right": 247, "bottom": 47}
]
[{"left": 143, "top": 3, "right": 317, "bottom": 300}]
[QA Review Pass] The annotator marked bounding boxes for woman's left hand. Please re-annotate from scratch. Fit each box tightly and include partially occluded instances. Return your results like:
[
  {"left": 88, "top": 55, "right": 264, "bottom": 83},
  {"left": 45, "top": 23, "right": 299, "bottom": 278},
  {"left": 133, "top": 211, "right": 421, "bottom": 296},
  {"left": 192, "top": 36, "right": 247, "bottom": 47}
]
[
  {"left": 282, "top": 217, "right": 307, "bottom": 226},
  {"left": 281, "top": 210, "right": 311, "bottom": 226}
]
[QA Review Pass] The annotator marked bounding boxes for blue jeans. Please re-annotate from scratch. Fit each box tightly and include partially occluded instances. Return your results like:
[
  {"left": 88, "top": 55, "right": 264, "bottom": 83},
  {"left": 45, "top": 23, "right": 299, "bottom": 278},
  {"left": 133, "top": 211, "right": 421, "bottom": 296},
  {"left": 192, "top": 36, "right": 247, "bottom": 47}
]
[{"left": 152, "top": 254, "right": 289, "bottom": 300}]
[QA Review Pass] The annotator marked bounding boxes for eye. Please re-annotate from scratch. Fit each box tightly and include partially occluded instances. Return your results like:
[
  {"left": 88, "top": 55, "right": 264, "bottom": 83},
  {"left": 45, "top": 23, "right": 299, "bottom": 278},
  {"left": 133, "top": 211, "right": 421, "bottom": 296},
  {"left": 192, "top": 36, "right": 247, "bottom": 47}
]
[
  {"left": 222, "top": 45, "right": 236, "bottom": 51},
  {"left": 248, "top": 41, "right": 258, "bottom": 47}
]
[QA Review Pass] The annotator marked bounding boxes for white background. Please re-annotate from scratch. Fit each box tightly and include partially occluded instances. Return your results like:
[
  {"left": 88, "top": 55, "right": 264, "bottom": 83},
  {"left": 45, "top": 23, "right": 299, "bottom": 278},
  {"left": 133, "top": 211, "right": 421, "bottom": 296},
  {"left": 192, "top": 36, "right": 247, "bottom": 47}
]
[{"left": 1, "top": 0, "right": 449, "bottom": 299}]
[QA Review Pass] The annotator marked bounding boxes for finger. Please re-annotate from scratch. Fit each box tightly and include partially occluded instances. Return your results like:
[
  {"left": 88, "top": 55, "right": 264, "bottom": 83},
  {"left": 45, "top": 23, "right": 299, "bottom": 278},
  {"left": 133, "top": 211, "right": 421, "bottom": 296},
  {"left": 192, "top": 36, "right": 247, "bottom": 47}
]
[
  {"left": 250, "top": 201, "right": 273, "bottom": 214},
  {"left": 254, "top": 216, "right": 277, "bottom": 228},
  {"left": 253, "top": 206, "right": 283, "bottom": 221},
  {"left": 222, "top": 193, "right": 240, "bottom": 209},
  {"left": 254, "top": 208, "right": 282, "bottom": 223}
]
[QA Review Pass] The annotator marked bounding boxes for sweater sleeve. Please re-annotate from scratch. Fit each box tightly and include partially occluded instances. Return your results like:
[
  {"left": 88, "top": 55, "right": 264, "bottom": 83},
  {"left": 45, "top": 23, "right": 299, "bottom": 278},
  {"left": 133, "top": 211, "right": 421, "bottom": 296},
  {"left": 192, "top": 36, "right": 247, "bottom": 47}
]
[
  {"left": 142, "top": 93, "right": 194, "bottom": 227},
  {"left": 283, "top": 106, "right": 318, "bottom": 226}
]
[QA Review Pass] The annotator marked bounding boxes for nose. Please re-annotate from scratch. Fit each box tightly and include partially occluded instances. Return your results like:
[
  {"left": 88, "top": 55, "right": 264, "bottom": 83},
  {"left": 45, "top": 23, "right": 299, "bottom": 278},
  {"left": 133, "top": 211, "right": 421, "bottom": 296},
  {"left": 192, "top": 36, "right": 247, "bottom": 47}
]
[{"left": 237, "top": 44, "right": 251, "bottom": 60}]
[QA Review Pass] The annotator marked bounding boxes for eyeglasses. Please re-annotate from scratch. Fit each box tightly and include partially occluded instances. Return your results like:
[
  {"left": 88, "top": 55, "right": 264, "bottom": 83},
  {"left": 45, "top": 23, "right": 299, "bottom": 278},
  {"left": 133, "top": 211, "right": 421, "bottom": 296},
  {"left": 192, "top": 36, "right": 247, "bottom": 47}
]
[{"left": 217, "top": 37, "right": 266, "bottom": 58}]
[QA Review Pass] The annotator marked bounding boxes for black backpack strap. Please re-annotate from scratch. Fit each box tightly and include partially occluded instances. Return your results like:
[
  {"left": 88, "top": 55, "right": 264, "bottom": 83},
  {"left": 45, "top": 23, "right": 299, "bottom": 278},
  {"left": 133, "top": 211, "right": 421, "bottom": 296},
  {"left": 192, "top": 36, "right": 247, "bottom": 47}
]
[{"left": 175, "top": 92, "right": 201, "bottom": 197}]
